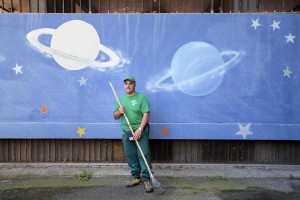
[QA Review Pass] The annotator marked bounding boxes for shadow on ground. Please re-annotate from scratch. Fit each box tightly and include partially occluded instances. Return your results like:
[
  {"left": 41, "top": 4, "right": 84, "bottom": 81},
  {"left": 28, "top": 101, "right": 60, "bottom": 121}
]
[{"left": 217, "top": 187, "right": 300, "bottom": 200}]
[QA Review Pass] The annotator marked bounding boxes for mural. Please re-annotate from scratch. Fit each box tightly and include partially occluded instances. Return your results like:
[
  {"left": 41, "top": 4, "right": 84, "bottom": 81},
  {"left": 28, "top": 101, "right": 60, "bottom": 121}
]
[{"left": 0, "top": 14, "right": 299, "bottom": 140}]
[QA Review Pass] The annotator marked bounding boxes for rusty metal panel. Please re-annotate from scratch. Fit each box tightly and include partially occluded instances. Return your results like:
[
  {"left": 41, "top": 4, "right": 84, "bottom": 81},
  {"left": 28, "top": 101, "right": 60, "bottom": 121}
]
[{"left": 1, "top": 0, "right": 299, "bottom": 13}]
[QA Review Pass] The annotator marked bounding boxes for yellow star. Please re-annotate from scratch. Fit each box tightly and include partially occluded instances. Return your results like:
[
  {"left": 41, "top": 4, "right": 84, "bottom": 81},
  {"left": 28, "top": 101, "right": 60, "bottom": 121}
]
[{"left": 77, "top": 127, "right": 86, "bottom": 138}]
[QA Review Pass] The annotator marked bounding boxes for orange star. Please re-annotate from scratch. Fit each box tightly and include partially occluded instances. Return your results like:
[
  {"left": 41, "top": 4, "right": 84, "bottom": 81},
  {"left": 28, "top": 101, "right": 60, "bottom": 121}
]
[
  {"left": 161, "top": 127, "right": 169, "bottom": 135},
  {"left": 39, "top": 104, "right": 48, "bottom": 114},
  {"left": 77, "top": 127, "right": 86, "bottom": 138}
]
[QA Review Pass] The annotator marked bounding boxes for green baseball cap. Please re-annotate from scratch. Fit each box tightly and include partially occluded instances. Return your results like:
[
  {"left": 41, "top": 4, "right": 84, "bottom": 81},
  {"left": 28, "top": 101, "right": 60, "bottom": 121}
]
[{"left": 124, "top": 76, "right": 136, "bottom": 83}]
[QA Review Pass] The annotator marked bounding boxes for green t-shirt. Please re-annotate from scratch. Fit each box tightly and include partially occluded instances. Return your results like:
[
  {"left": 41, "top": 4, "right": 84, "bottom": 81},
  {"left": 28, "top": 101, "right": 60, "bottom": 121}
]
[{"left": 114, "top": 92, "right": 150, "bottom": 132}]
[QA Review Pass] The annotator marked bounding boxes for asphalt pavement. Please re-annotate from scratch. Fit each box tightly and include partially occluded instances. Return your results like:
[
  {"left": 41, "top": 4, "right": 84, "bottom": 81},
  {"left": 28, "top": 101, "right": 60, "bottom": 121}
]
[
  {"left": 0, "top": 163, "right": 300, "bottom": 199},
  {"left": 1, "top": 175, "right": 300, "bottom": 200}
]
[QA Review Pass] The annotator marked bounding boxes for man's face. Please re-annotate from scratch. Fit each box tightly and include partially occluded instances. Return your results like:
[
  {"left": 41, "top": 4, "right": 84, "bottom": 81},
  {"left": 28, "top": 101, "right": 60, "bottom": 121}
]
[{"left": 124, "top": 80, "right": 136, "bottom": 94}]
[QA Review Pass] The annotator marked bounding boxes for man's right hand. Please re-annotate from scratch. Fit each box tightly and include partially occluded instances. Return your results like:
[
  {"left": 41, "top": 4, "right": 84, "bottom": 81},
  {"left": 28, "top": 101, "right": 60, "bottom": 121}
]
[
  {"left": 119, "top": 106, "right": 125, "bottom": 115},
  {"left": 113, "top": 106, "right": 125, "bottom": 120}
]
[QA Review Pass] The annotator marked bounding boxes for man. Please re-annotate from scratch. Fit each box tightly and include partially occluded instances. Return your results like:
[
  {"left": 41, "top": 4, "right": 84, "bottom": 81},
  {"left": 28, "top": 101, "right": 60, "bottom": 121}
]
[{"left": 113, "top": 76, "right": 153, "bottom": 193}]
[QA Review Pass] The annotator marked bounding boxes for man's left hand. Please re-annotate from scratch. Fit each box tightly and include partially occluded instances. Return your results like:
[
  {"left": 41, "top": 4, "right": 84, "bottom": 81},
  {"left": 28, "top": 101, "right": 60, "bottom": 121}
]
[{"left": 133, "top": 129, "right": 142, "bottom": 141}]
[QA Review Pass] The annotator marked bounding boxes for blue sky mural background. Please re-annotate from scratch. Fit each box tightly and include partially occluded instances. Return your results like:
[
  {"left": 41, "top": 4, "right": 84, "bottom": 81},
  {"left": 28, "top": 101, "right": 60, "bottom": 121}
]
[{"left": 0, "top": 14, "right": 299, "bottom": 140}]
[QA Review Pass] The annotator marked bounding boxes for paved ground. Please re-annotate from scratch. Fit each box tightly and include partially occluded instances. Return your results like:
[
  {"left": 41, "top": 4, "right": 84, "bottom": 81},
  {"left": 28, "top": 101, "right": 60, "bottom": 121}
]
[
  {"left": 1, "top": 164, "right": 300, "bottom": 199},
  {"left": 1, "top": 175, "right": 300, "bottom": 200}
]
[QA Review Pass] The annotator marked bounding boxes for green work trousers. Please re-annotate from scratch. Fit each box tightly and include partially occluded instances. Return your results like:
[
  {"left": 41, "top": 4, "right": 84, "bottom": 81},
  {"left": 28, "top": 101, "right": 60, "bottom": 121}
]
[{"left": 122, "top": 129, "right": 152, "bottom": 181}]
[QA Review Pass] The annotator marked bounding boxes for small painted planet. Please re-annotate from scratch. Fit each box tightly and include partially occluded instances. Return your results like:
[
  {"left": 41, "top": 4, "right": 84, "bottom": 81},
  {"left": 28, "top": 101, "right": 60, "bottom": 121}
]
[
  {"left": 147, "top": 41, "right": 241, "bottom": 96},
  {"left": 27, "top": 20, "right": 121, "bottom": 70}
]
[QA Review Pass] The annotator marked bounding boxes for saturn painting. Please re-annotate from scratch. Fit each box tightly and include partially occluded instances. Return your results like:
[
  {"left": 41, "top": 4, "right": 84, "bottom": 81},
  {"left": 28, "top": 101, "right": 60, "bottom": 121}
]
[
  {"left": 146, "top": 41, "right": 242, "bottom": 97},
  {"left": 27, "top": 20, "right": 121, "bottom": 70}
]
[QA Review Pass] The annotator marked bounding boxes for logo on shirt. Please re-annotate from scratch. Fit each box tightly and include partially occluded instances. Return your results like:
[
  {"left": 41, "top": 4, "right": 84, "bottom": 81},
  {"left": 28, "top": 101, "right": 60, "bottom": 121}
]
[{"left": 131, "top": 100, "right": 137, "bottom": 106}]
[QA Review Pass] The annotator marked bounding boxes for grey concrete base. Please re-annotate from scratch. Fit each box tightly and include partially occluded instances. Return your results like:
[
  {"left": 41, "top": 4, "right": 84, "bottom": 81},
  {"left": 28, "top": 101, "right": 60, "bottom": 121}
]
[{"left": 0, "top": 163, "right": 299, "bottom": 178}]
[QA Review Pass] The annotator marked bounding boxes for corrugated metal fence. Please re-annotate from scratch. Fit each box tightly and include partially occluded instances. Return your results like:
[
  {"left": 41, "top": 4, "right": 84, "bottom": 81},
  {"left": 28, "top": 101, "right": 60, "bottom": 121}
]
[
  {"left": 1, "top": 0, "right": 300, "bottom": 164},
  {"left": 1, "top": 139, "right": 300, "bottom": 164}
]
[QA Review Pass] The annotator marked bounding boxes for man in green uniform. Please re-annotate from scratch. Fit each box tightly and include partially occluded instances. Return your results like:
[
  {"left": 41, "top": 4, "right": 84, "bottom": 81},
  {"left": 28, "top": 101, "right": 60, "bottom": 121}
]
[{"left": 113, "top": 76, "right": 153, "bottom": 193}]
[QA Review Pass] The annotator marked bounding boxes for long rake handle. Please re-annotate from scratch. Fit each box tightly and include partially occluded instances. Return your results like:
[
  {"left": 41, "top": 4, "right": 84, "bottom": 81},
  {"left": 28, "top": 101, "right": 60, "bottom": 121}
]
[{"left": 109, "top": 82, "right": 154, "bottom": 179}]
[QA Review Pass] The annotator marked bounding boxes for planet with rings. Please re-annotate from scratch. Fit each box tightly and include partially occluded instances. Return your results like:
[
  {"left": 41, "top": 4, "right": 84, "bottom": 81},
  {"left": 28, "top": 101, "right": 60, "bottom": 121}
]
[
  {"left": 26, "top": 20, "right": 121, "bottom": 70},
  {"left": 146, "top": 41, "right": 242, "bottom": 96}
]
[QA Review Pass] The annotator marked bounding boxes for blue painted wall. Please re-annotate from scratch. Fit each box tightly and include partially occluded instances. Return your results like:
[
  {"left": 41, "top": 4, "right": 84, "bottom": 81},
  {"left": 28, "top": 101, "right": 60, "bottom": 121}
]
[{"left": 0, "top": 14, "right": 299, "bottom": 140}]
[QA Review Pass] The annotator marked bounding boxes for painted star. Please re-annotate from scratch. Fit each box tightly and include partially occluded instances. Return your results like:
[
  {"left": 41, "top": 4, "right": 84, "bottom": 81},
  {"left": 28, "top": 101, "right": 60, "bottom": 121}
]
[
  {"left": 235, "top": 123, "right": 253, "bottom": 139},
  {"left": 79, "top": 76, "right": 88, "bottom": 86},
  {"left": 251, "top": 18, "right": 262, "bottom": 30},
  {"left": 270, "top": 20, "right": 280, "bottom": 31},
  {"left": 282, "top": 66, "right": 293, "bottom": 79},
  {"left": 12, "top": 63, "right": 23, "bottom": 75},
  {"left": 39, "top": 104, "right": 48, "bottom": 114},
  {"left": 161, "top": 127, "right": 169, "bottom": 135},
  {"left": 77, "top": 127, "right": 86, "bottom": 138},
  {"left": 285, "top": 33, "right": 296, "bottom": 43}
]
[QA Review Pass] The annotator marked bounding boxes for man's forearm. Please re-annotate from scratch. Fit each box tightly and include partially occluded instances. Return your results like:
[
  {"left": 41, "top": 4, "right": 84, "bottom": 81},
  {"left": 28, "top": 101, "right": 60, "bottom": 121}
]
[{"left": 139, "top": 112, "right": 150, "bottom": 131}]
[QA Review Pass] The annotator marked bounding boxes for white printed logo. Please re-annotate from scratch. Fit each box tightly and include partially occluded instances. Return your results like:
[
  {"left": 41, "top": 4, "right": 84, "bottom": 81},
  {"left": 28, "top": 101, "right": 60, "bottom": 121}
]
[{"left": 131, "top": 100, "right": 137, "bottom": 106}]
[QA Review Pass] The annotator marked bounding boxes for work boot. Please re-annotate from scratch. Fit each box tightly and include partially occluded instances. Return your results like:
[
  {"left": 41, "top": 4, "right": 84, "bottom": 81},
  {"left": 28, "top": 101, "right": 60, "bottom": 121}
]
[
  {"left": 125, "top": 178, "right": 142, "bottom": 188},
  {"left": 144, "top": 181, "right": 153, "bottom": 193}
]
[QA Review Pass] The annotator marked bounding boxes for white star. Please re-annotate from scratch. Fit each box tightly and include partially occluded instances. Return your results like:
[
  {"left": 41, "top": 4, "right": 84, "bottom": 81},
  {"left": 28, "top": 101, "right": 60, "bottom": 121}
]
[
  {"left": 235, "top": 123, "right": 253, "bottom": 139},
  {"left": 251, "top": 19, "right": 262, "bottom": 30},
  {"left": 285, "top": 33, "right": 296, "bottom": 43},
  {"left": 12, "top": 63, "right": 23, "bottom": 75},
  {"left": 270, "top": 20, "right": 280, "bottom": 31},
  {"left": 79, "top": 76, "right": 88, "bottom": 86},
  {"left": 282, "top": 66, "right": 293, "bottom": 79}
]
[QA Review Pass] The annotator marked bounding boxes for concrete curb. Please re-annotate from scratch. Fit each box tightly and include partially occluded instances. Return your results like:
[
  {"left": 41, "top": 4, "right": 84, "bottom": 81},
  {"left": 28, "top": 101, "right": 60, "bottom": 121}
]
[{"left": 0, "top": 163, "right": 299, "bottom": 178}]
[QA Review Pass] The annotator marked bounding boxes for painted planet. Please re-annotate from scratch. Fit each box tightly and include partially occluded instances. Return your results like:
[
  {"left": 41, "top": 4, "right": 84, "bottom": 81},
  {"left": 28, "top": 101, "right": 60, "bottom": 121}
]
[
  {"left": 172, "top": 42, "right": 223, "bottom": 96},
  {"left": 170, "top": 41, "right": 240, "bottom": 96},
  {"left": 27, "top": 20, "right": 121, "bottom": 70}
]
